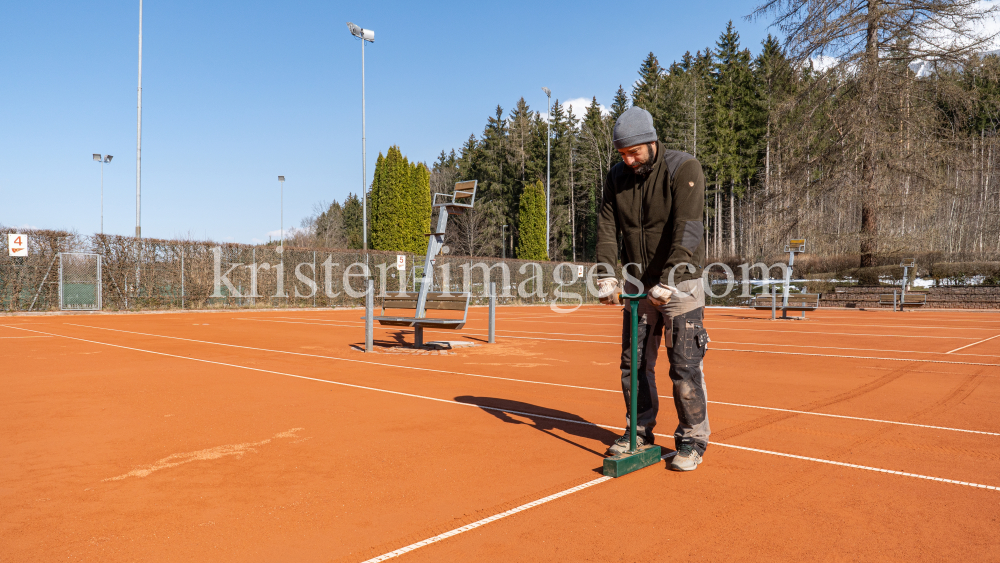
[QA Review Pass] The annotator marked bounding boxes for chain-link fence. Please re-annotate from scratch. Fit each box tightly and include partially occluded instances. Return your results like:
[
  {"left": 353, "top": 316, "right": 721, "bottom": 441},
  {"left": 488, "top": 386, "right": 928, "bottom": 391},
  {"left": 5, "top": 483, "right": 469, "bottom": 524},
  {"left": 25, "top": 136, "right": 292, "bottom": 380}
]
[
  {"left": 59, "top": 253, "right": 101, "bottom": 310},
  {"left": 1, "top": 229, "right": 611, "bottom": 312},
  {"left": 18, "top": 228, "right": 960, "bottom": 313}
]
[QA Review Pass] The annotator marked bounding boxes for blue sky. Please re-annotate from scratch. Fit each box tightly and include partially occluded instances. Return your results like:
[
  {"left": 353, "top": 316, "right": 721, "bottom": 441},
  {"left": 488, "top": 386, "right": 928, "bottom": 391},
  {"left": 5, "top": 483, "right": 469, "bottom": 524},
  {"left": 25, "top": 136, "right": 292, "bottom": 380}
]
[{"left": 1, "top": 0, "right": 773, "bottom": 243}]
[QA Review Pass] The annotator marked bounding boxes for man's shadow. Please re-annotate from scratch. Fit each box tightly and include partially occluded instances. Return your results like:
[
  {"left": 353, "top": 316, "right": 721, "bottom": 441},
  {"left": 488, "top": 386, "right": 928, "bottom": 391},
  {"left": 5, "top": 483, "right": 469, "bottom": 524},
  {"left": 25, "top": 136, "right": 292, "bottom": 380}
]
[{"left": 454, "top": 396, "right": 620, "bottom": 458}]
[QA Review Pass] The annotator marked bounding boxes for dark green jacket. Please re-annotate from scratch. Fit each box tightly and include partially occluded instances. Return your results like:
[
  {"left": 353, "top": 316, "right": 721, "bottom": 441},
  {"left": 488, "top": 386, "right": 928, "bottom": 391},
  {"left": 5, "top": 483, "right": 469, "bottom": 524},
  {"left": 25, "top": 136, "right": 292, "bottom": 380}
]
[{"left": 596, "top": 141, "right": 706, "bottom": 287}]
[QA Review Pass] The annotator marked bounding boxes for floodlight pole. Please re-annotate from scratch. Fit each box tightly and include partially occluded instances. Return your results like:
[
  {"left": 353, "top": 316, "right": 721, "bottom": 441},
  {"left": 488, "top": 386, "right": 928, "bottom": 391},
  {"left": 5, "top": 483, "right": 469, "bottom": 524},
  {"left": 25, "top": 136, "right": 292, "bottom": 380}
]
[
  {"left": 94, "top": 154, "right": 109, "bottom": 235},
  {"left": 347, "top": 22, "right": 374, "bottom": 268},
  {"left": 361, "top": 37, "right": 367, "bottom": 258},
  {"left": 99, "top": 155, "right": 112, "bottom": 234},
  {"left": 135, "top": 0, "right": 143, "bottom": 297},
  {"left": 136, "top": 0, "right": 142, "bottom": 240},
  {"left": 543, "top": 87, "right": 551, "bottom": 259},
  {"left": 279, "top": 176, "right": 285, "bottom": 250}
]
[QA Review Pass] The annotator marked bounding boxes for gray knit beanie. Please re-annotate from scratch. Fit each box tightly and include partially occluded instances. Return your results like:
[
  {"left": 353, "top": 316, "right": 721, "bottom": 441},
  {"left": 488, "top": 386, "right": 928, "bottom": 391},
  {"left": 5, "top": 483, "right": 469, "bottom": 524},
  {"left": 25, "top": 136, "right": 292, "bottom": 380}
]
[{"left": 613, "top": 107, "right": 657, "bottom": 149}]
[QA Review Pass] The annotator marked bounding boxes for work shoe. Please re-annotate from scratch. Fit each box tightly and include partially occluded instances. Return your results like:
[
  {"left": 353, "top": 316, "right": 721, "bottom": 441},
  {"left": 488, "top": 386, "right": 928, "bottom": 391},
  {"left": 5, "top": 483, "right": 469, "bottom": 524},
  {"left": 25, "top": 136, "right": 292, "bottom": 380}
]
[
  {"left": 670, "top": 442, "right": 703, "bottom": 472},
  {"left": 605, "top": 432, "right": 653, "bottom": 456}
]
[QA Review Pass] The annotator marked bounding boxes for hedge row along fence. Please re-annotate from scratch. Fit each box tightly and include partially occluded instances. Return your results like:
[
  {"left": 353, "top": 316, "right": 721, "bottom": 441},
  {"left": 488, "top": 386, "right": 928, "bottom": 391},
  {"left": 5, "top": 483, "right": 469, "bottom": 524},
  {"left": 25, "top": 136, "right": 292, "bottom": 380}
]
[
  {"left": 3, "top": 228, "right": 998, "bottom": 312},
  {"left": 1, "top": 230, "right": 610, "bottom": 312}
]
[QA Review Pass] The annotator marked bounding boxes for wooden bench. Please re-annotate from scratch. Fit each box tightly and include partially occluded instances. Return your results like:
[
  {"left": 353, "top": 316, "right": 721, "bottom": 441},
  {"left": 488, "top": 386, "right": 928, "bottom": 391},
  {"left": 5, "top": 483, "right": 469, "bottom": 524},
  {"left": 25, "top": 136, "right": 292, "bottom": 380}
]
[
  {"left": 900, "top": 292, "right": 927, "bottom": 308},
  {"left": 879, "top": 294, "right": 897, "bottom": 306},
  {"left": 879, "top": 291, "right": 926, "bottom": 311},
  {"left": 752, "top": 294, "right": 779, "bottom": 310},
  {"left": 785, "top": 293, "right": 820, "bottom": 311},
  {"left": 372, "top": 291, "right": 471, "bottom": 347},
  {"left": 751, "top": 293, "right": 819, "bottom": 319}
]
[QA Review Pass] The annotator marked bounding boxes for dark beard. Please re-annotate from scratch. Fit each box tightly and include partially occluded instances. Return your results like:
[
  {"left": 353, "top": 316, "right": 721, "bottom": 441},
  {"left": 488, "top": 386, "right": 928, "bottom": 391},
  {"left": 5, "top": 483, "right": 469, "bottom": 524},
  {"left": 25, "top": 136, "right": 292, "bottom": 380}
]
[{"left": 630, "top": 161, "right": 654, "bottom": 176}]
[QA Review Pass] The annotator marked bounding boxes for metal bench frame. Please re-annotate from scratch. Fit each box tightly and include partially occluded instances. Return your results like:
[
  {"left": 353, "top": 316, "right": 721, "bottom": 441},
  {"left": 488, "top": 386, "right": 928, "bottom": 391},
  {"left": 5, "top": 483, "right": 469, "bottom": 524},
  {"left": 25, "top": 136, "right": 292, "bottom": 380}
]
[{"left": 373, "top": 291, "right": 471, "bottom": 347}]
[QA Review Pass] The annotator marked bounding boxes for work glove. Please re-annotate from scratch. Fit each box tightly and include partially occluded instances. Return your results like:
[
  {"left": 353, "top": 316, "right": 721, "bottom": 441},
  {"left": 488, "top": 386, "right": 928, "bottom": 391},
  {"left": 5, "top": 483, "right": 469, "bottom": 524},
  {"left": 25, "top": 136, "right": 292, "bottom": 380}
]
[
  {"left": 597, "top": 278, "right": 621, "bottom": 305},
  {"left": 648, "top": 283, "right": 674, "bottom": 306}
]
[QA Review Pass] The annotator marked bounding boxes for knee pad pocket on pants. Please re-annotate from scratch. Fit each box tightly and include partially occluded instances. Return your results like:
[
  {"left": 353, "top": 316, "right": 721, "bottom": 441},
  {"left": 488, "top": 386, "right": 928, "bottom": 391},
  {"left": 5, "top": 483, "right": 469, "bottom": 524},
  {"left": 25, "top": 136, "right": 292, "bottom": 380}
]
[{"left": 670, "top": 312, "right": 709, "bottom": 364}]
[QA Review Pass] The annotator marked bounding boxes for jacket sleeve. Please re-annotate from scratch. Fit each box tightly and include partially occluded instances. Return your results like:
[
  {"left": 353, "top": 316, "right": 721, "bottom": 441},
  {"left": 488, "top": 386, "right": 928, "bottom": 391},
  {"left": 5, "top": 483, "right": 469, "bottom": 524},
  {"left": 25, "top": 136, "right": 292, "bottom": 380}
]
[
  {"left": 595, "top": 169, "right": 620, "bottom": 279},
  {"left": 660, "top": 158, "right": 705, "bottom": 286}
]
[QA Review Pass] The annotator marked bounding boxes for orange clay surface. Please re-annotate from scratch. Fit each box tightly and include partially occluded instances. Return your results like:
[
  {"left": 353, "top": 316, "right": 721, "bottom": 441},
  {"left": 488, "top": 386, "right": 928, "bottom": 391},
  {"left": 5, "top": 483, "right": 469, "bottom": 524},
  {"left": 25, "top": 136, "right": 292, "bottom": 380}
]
[{"left": 2, "top": 305, "right": 999, "bottom": 562}]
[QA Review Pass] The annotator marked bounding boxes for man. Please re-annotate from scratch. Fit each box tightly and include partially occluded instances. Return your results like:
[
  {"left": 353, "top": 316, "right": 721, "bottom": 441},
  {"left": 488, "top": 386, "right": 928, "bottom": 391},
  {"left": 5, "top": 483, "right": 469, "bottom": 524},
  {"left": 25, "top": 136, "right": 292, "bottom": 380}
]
[{"left": 596, "top": 106, "right": 710, "bottom": 472}]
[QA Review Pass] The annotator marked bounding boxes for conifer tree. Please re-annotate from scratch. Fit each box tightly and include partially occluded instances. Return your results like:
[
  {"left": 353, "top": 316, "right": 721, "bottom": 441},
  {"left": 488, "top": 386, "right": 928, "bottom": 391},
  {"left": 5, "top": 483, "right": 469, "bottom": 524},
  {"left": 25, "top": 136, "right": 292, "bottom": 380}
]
[
  {"left": 610, "top": 86, "right": 630, "bottom": 120},
  {"left": 314, "top": 200, "right": 345, "bottom": 248},
  {"left": 342, "top": 193, "right": 364, "bottom": 249},
  {"left": 708, "top": 22, "right": 757, "bottom": 256},
  {"left": 633, "top": 53, "right": 664, "bottom": 121},
  {"left": 370, "top": 146, "right": 411, "bottom": 251},
  {"left": 517, "top": 180, "right": 548, "bottom": 260},
  {"left": 405, "top": 162, "right": 432, "bottom": 253}
]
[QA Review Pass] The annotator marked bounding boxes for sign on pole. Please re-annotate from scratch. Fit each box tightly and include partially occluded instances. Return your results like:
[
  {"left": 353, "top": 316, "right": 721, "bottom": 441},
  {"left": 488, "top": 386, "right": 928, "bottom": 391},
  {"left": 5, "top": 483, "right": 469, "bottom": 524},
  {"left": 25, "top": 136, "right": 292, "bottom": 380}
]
[
  {"left": 8, "top": 233, "right": 27, "bottom": 257},
  {"left": 396, "top": 255, "right": 406, "bottom": 271},
  {"left": 577, "top": 265, "right": 584, "bottom": 278}
]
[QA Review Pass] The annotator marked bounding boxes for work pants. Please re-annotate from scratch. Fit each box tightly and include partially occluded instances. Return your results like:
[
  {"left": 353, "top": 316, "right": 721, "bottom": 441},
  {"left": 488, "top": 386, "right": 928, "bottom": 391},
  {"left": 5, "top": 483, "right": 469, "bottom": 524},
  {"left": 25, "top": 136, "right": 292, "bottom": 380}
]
[{"left": 620, "top": 278, "right": 711, "bottom": 455}]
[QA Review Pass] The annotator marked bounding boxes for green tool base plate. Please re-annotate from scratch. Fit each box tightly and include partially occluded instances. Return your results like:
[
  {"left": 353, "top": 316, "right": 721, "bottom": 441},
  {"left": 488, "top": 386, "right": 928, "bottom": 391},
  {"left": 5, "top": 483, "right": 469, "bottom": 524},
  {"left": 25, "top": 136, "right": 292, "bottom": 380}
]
[{"left": 603, "top": 445, "right": 662, "bottom": 478}]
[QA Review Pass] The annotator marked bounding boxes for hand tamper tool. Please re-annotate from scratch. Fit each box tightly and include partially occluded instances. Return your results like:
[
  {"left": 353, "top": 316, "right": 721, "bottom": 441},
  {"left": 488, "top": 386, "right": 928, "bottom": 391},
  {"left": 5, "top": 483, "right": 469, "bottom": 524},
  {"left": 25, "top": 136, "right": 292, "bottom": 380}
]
[{"left": 603, "top": 292, "right": 663, "bottom": 477}]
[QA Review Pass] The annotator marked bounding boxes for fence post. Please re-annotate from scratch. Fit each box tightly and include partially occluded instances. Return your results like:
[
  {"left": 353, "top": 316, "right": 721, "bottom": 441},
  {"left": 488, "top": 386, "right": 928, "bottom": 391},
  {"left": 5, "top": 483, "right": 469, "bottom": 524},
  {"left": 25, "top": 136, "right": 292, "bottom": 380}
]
[
  {"left": 97, "top": 255, "right": 103, "bottom": 310},
  {"left": 489, "top": 281, "right": 496, "bottom": 344},
  {"left": 58, "top": 253, "right": 64, "bottom": 310},
  {"left": 365, "top": 279, "right": 373, "bottom": 353},
  {"left": 180, "top": 249, "right": 185, "bottom": 310},
  {"left": 312, "top": 250, "right": 317, "bottom": 308}
]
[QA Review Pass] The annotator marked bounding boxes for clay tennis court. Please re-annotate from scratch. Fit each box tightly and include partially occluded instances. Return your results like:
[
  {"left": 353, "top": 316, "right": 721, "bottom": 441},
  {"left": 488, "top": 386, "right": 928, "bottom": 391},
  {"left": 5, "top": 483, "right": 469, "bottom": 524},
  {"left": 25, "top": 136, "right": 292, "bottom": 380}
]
[{"left": 2, "top": 305, "right": 998, "bottom": 561}]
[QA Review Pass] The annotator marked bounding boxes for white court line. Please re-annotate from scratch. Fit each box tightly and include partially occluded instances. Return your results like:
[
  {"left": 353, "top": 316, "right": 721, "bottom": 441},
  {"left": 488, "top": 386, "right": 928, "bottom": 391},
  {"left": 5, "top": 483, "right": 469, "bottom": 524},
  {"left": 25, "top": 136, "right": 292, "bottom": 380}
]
[
  {"left": 56, "top": 324, "right": 1000, "bottom": 436},
  {"left": 359, "top": 476, "right": 613, "bottom": 562},
  {"left": 712, "top": 341, "right": 1000, "bottom": 358},
  {"left": 238, "top": 317, "right": 621, "bottom": 343},
  {"left": 252, "top": 317, "right": 1000, "bottom": 357},
  {"left": 946, "top": 334, "right": 1000, "bottom": 354},
  {"left": 711, "top": 442, "right": 1000, "bottom": 490},
  {"left": 362, "top": 437, "right": 999, "bottom": 562},
  {"left": 259, "top": 314, "right": 982, "bottom": 340},
  {"left": 709, "top": 327, "right": 976, "bottom": 340},
  {"left": 0, "top": 335, "right": 52, "bottom": 338},
  {"left": 236, "top": 318, "right": 1000, "bottom": 361},
  {"left": 14, "top": 325, "right": 1000, "bottom": 493},
  {"left": 706, "top": 319, "right": 999, "bottom": 332},
  {"left": 714, "top": 348, "right": 1000, "bottom": 368}
]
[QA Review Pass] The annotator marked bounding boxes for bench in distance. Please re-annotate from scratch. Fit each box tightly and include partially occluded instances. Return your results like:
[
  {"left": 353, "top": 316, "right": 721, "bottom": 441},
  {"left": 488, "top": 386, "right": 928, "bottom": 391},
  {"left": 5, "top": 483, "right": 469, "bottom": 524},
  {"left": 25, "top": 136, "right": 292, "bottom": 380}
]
[{"left": 372, "top": 291, "right": 471, "bottom": 347}]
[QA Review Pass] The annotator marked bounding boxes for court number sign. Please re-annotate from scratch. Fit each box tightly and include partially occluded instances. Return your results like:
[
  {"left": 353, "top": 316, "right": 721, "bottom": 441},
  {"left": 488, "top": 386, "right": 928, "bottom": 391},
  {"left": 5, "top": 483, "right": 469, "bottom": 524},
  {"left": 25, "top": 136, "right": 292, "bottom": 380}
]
[
  {"left": 8, "top": 234, "right": 27, "bottom": 257},
  {"left": 396, "top": 255, "right": 406, "bottom": 271},
  {"left": 577, "top": 265, "right": 584, "bottom": 278}
]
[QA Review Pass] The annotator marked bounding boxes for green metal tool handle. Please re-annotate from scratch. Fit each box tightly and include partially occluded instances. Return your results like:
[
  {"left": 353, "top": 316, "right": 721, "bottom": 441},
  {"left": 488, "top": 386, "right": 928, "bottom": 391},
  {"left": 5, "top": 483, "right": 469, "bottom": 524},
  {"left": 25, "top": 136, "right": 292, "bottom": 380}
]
[{"left": 621, "top": 292, "right": 647, "bottom": 453}]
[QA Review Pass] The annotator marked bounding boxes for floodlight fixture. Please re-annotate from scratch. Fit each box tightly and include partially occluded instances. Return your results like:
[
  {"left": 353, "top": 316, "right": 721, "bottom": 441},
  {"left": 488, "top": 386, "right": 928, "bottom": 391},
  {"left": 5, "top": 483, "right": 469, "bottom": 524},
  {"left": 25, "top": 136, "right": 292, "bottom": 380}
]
[
  {"left": 278, "top": 175, "right": 285, "bottom": 181},
  {"left": 104, "top": 155, "right": 113, "bottom": 163},
  {"left": 93, "top": 154, "right": 101, "bottom": 161},
  {"left": 541, "top": 87, "right": 551, "bottom": 97},
  {"left": 347, "top": 22, "right": 374, "bottom": 42}
]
